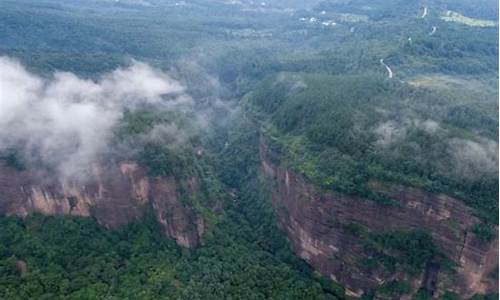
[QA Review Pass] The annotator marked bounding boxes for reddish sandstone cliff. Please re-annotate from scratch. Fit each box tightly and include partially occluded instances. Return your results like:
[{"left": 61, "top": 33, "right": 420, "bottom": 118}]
[
  {"left": 0, "top": 161, "right": 212, "bottom": 248},
  {"left": 260, "top": 137, "right": 498, "bottom": 298}
]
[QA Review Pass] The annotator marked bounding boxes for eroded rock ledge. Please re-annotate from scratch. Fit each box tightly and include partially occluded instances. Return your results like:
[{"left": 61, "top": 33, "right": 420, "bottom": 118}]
[
  {"left": 0, "top": 161, "right": 213, "bottom": 248},
  {"left": 260, "top": 137, "right": 498, "bottom": 298}
]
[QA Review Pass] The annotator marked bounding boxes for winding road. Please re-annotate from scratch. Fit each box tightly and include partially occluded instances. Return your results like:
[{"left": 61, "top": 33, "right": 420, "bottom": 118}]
[
  {"left": 420, "top": 6, "right": 428, "bottom": 18},
  {"left": 380, "top": 59, "right": 393, "bottom": 79},
  {"left": 429, "top": 26, "right": 437, "bottom": 35}
]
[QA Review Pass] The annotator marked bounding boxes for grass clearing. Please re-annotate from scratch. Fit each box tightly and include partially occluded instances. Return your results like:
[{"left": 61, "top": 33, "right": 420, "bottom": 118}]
[{"left": 440, "top": 11, "right": 497, "bottom": 27}]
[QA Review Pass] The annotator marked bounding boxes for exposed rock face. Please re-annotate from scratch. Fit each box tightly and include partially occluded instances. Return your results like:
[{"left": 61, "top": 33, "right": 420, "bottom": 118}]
[
  {"left": 0, "top": 161, "right": 209, "bottom": 248},
  {"left": 260, "top": 137, "right": 498, "bottom": 298},
  {"left": 150, "top": 178, "right": 205, "bottom": 248}
]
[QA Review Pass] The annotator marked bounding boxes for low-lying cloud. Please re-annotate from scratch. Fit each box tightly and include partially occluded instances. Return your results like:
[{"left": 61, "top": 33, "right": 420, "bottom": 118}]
[
  {"left": 373, "top": 118, "right": 498, "bottom": 180},
  {"left": 0, "top": 56, "right": 190, "bottom": 181},
  {"left": 373, "top": 119, "right": 440, "bottom": 147},
  {"left": 448, "top": 137, "right": 498, "bottom": 180}
]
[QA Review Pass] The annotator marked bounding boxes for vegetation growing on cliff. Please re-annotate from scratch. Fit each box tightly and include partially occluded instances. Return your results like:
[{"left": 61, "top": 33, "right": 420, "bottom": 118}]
[
  {"left": 363, "top": 230, "right": 438, "bottom": 275},
  {"left": 471, "top": 223, "right": 495, "bottom": 243},
  {"left": 377, "top": 280, "right": 411, "bottom": 298}
]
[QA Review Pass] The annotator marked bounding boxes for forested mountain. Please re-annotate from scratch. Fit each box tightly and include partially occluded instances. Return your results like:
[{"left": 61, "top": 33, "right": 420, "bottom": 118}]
[{"left": 0, "top": 0, "right": 498, "bottom": 299}]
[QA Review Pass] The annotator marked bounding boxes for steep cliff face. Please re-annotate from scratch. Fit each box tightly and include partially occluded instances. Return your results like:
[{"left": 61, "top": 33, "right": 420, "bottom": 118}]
[
  {"left": 260, "top": 137, "right": 498, "bottom": 298},
  {"left": 0, "top": 161, "right": 211, "bottom": 248}
]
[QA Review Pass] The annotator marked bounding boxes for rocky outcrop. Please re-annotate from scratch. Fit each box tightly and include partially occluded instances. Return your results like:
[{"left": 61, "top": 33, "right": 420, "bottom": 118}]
[
  {"left": 260, "top": 137, "right": 498, "bottom": 298},
  {"left": 0, "top": 161, "right": 212, "bottom": 248}
]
